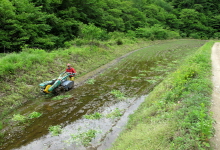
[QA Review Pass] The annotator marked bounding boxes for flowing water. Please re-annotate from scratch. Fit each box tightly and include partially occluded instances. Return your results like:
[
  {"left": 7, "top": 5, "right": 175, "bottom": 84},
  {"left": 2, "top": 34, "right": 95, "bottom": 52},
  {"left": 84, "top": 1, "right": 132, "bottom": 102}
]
[{"left": 0, "top": 40, "right": 206, "bottom": 150}]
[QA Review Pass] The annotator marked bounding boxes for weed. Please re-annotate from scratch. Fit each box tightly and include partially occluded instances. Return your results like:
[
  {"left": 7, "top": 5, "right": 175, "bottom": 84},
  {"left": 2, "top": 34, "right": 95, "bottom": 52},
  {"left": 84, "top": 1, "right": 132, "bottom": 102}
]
[
  {"left": 131, "top": 76, "right": 141, "bottom": 79},
  {"left": 84, "top": 112, "right": 103, "bottom": 120},
  {"left": 28, "top": 112, "right": 42, "bottom": 119},
  {"left": 146, "top": 79, "right": 157, "bottom": 84},
  {"left": 138, "top": 73, "right": 146, "bottom": 76},
  {"left": 11, "top": 114, "right": 27, "bottom": 123},
  {"left": 48, "top": 125, "right": 62, "bottom": 136},
  {"left": 106, "top": 108, "right": 123, "bottom": 119},
  {"left": 0, "top": 121, "right": 2, "bottom": 130},
  {"left": 52, "top": 95, "right": 72, "bottom": 100},
  {"left": 110, "top": 90, "right": 126, "bottom": 99},
  {"left": 139, "top": 70, "right": 147, "bottom": 73},
  {"left": 71, "top": 129, "right": 99, "bottom": 147},
  {"left": 86, "top": 79, "right": 95, "bottom": 84}
]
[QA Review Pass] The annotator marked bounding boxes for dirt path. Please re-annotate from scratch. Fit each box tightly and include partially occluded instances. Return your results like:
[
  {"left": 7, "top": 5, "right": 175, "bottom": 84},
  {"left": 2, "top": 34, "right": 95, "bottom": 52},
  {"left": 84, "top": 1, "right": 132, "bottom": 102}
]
[{"left": 211, "top": 42, "right": 220, "bottom": 149}]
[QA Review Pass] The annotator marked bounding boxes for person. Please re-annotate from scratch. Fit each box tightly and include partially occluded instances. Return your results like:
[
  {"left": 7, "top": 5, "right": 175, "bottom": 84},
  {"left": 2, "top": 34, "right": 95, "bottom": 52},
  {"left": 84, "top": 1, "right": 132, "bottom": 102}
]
[{"left": 65, "top": 63, "right": 76, "bottom": 81}]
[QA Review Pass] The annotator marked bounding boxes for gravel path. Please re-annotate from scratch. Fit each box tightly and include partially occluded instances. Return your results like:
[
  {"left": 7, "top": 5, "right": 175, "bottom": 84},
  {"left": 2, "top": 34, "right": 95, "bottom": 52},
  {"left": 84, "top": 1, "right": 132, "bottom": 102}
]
[{"left": 211, "top": 42, "right": 220, "bottom": 149}]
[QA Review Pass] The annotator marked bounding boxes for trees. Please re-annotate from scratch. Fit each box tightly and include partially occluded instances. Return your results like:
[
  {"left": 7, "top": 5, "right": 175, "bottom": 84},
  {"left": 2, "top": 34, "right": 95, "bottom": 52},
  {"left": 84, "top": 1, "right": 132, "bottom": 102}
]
[
  {"left": 1, "top": 0, "right": 220, "bottom": 52},
  {"left": 0, "top": 0, "right": 16, "bottom": 52}
]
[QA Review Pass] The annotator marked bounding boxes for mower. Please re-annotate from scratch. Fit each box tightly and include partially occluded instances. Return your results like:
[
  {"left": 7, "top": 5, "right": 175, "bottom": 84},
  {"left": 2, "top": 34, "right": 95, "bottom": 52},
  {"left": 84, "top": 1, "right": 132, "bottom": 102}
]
[{"left": 39, "top": 72, "right": 75, "bottom": 94}]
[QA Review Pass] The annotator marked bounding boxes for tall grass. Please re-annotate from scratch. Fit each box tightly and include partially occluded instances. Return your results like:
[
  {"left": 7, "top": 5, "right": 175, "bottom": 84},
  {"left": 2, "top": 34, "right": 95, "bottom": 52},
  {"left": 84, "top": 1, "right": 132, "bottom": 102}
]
[{"left": 110, "top": 41, "right": 214, "bottom": 150}]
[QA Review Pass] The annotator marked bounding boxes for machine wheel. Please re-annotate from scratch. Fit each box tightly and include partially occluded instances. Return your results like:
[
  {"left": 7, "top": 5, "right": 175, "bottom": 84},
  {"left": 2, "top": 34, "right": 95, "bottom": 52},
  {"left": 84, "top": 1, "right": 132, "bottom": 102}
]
[
  {"left": 68, "top": 83, "right": 74, "bottom": 90},
  {"left": 43, "top": 85, "right": 52, "bottom": 93},
  {"left": 53, "top": 86, "right": 65, "bottom": 94}
]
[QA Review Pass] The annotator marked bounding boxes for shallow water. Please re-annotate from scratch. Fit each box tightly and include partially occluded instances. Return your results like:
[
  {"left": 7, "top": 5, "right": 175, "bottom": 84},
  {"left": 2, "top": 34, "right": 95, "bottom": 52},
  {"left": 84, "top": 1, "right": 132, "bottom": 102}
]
[{"left": 0, "top": 40, "right": 206, "bottom": 150}]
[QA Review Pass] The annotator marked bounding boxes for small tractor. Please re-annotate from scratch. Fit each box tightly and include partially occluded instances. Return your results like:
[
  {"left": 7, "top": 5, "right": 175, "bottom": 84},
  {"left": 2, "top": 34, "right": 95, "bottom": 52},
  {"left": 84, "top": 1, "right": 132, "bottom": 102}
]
[{"left": 39, "top": 72, "right": 75, "bottom": 94}]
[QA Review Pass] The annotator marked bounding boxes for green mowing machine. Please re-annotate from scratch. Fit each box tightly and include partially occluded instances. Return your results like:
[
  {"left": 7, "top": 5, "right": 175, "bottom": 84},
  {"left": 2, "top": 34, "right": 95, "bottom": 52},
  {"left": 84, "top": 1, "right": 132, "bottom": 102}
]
[{"left": 39, "top": 72, "right": 75, "bottom": 94}]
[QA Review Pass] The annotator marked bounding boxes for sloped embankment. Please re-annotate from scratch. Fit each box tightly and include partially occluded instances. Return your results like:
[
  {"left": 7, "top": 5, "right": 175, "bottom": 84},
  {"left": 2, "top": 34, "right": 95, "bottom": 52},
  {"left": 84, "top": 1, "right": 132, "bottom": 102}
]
[{"left": 110, "top": 41, "right": 214, "bottom": 150}]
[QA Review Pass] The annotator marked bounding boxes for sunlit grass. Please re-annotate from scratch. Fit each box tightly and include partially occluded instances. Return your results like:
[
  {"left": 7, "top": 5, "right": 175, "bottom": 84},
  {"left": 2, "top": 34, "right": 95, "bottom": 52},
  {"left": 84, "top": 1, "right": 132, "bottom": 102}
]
[
  {"left": 28, "top": 112, "right": 42, "bottom": 119},
  {"left": 71, "top": 129, "right": 99, "bottom": 147},
  {"left": 110, "top": 90, "right": 126, "bottom": 99},
  {"left": 48, "top": 125, "right": 62, "bottom": 136},
  {"left": 52, "top": 95, "right": 72, "bottom": 100},
  {"left": 131, "top": 76, "right": 141, "bottom": 79},
  {"left": 106, "top": 108, "right": 123, "bottom": 119},
  {"left": 11, "top": 114, "right": 27, "bottom": 123},
  {"left": 85, "top": 79, "right": 96, "bottom": 84},
  {"left": 84, "top": 112, "right": 103, "bottom": 120}
]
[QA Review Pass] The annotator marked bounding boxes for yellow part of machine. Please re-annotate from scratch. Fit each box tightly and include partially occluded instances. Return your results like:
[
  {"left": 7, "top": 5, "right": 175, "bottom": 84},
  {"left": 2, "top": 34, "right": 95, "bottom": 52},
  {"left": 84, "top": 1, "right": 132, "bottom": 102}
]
[
  {"left": 43, "top": 85, "right": 52, "bottom": 93},
  {"left": 69, "top": 77, "right": 74, "bottom": 81}
]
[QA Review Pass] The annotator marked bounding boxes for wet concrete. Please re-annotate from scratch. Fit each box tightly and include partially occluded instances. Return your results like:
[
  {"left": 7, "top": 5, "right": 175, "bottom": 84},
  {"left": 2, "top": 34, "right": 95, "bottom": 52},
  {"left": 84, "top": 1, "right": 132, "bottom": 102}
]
[{"left": 0, "top": 40, "right": 206, "bottom": 150}]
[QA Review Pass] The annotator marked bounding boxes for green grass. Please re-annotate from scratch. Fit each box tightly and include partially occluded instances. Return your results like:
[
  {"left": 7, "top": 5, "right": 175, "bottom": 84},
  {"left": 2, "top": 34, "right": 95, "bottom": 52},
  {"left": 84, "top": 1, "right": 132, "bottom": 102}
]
[
  {"left": 11, "top": 114, "right": 27, "bottom": 123},
  {"left": 84, "top": 112, "right": 103, "bottom": 120},
  {"left": 48, "top": 125, "right": 62, "bottom": 136},
  {"left": 51, "top": 95, "right": 72, "bottom": 100},
  {"left": 110, "top": 90, "right": 126, "bottom": 99},
  {"left": 85, "top": 78, "right": 96, "bottom": 84},
  {"left": 28, "top": 112, "right": 42, "bottom": 119},
  {"left": 109, "top": 41, "right": 214, "bottom": 150},
  {"left": 0, "top": 121, "right": 2, "bottom": 130},
  {"left": 106, "top": 108, "right": 123, "bottom": 119},
  {"left": 71, "top": 129, "right": 99, "bottom": 147},
  {"left": 11, "top": 111, "right": 42, "bottom": 123}
]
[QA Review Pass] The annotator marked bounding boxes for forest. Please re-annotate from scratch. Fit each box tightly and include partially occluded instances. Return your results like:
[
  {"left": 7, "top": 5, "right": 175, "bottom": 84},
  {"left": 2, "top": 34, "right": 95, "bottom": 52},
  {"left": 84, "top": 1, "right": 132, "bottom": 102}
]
[{"left": 1, "top": 0, "right": 220, "bottom": 52}]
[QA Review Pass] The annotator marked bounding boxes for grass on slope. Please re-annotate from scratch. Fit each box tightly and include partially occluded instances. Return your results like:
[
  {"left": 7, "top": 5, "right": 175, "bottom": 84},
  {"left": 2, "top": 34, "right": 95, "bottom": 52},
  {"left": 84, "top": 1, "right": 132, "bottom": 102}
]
[{"left": 109, "top": 41, "right": 214, "bottom": 150}]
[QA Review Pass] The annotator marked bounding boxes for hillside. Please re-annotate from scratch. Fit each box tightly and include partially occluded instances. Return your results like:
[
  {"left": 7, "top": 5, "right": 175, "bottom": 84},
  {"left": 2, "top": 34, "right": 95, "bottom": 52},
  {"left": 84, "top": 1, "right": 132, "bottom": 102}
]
[{"left": 0, "top": 0, "right": 220, "bottom": 52}]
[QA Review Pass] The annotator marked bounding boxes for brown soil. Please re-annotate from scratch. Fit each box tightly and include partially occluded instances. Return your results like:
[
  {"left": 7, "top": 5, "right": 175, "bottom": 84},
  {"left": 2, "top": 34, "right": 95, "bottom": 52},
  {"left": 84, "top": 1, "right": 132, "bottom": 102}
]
[{"left": 211, "top": 42, "right": 220, "bottom": 149}]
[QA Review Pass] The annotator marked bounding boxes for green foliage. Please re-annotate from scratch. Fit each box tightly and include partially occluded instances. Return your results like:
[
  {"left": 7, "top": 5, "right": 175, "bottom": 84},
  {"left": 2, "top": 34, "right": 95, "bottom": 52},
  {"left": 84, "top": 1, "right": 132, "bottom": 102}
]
[
  {"left": 86, "top": 79, "right": 96, "bottom": 84},
  {"left": 106, "top": 108, "right": 123, "bottom": 119},
  {"left": 71, "top": 129, "right": 98, "bottom": 147},
  {"left": 79, "top": 23, "right": 108, "bottom": 41},
  {"left": 135, "top": 25, "right": 180, "bottom": 40},
  {"left": 48, "top": 125, "right": 62, "bottom": 136},
  {"left": 84, "top": 112, "right": 103, "bottom": 120},
  {"left": 0, "top": 121, "right": 3, "bottom": 130},
  {"left": 52, "top": 95, "right": 72, "bottom": 100},
  {"left": 110, "top": 90, "right": 126, "bottom": 99},
  {"left": 28, "top": 112, "right": 42, "bottom": 119},
  {"left": 12, "top": 111, "right": 43, "bottom": 123},
  {"left": 1, "top": 0, "right": 219, "bottom": 52},
  {"left": 11, "top": 114, "right": 26, "bottom": 123}
]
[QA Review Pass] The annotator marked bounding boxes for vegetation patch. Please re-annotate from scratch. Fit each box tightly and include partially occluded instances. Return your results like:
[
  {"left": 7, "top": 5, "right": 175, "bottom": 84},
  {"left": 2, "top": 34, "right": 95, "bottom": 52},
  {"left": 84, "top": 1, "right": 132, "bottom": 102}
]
[
  {"left": 106, "top": 108, "right": 123, "bottom": 119},
  {"left": 84, "top": 112, "right": 103, "bottom": 120},
  {"left": 28, "top": 112, "right": 42, "bottom": 119},
  {"left": 52, "top": 95, "right": 72, "bottom": 100},
  {"left": 85, "top": 79, "right": 96, "bottom": 84},
  {"left": 11, "top": 114, "right": 27, "bottom": 123},
  {"left": 48, "top": 125, "right": 62, "bottom": 136},
  {"left": 110, "top": 90, "right": 126, "bottom": 100},
  {"left": 71, "top": 129, "right": 99, "bottom": 147},
  {"left": 11, "top": 111, "right": 42, "bottom": 123}
]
